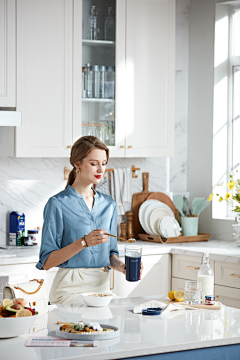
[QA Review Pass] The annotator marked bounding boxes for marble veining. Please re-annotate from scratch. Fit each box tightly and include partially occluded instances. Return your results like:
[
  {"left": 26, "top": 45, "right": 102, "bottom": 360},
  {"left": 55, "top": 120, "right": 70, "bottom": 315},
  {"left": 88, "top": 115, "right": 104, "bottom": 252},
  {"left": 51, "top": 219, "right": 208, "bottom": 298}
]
[{"left": 0, "top": 0, "right": 189, "bottom": 247}]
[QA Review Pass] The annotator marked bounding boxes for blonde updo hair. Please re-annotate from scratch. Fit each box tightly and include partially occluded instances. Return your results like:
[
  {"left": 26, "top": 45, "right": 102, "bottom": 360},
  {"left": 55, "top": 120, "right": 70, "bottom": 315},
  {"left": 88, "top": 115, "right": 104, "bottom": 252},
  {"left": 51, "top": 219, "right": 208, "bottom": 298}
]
[{"left": 65, "top": 136, "right": 109, "bottom": 189}]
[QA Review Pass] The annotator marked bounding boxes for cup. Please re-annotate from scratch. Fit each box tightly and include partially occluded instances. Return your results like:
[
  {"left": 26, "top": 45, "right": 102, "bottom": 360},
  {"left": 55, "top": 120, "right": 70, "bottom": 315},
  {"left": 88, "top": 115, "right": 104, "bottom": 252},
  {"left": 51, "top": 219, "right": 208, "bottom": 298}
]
[
  {"left": 125, "top": 245, "right": 142, "bottom": 282},
  {"left": 184, "top": 280, "right": 202, "bottom": 305},
  {"left": 181, "top": 216, "right": 199, "bottom": 236}
]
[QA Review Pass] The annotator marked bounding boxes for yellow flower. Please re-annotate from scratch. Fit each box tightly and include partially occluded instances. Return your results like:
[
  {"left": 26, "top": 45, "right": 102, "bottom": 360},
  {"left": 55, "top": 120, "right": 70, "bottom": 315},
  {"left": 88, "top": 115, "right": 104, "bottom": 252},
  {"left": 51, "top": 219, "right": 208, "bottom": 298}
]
[
  {"left": 225, "top": 192, "right": 232, "bottom": 201},
  {"left": 208, "top": 193, "right": 213, "bottom": 201},
  {"left": 227, "top": 180, "right": 235, "bottom": 190},
  {"left": 219, "top": 196, "right": 223, "bottom": 202}
]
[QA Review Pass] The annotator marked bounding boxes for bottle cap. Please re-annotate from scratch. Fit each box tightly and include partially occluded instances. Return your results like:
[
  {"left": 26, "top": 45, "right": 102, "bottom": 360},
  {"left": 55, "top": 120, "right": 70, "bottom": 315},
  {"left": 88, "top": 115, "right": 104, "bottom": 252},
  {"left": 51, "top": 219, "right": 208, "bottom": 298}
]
[
  {"left": 204, "top": 252, "right": 209, "bottom": 257},
  {"left": 142, "top": 307, "right": 162, "bottom": 316},
  {"left": 100, "top": 65, "right": 106, "bottom": 71},
  {"left": 91, "top": 65, "right": 100, "bottom": 71}
]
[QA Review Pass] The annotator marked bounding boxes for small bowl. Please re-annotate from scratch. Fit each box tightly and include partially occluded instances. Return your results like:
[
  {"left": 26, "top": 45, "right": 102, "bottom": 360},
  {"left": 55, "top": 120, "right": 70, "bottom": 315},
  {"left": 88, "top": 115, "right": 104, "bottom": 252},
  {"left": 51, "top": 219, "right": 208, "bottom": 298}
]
[
  {"left": 81, "top": 292, "right": 113, "bottom": 307},
  {"left": 0, "top": 315, "right": 38, "bottom": 338}
]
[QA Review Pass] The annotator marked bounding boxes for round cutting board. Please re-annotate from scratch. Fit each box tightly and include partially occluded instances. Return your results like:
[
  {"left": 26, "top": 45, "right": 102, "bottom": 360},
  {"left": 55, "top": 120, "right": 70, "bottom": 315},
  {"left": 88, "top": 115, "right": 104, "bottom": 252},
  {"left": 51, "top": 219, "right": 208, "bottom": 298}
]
[{"left": 146, "top": 192, "right": 175, "bottom": 215}]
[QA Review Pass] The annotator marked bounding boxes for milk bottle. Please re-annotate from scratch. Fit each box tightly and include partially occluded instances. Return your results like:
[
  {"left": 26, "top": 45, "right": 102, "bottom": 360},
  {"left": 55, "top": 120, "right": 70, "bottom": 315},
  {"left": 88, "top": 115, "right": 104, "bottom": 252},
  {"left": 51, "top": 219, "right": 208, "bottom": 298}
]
[{"left": 197, "top": 253, "right": 214, "bottom": 302}]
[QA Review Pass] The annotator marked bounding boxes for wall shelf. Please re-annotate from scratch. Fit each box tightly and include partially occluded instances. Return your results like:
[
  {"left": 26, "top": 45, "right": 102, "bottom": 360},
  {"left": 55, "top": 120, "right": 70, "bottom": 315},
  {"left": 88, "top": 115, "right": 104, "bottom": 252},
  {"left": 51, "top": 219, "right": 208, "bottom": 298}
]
[
  {"left": 82, "top": 98, "right": 114, "bottom": 103},
  {"left": 82, "top": 39, "right": 115, "bottom": 47}
]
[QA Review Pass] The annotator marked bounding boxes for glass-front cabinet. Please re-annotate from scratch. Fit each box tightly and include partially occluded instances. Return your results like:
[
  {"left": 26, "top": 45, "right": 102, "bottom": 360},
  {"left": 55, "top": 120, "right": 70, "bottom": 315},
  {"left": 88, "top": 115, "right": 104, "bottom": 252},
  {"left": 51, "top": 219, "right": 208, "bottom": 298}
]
[{"left": 82, "top": 0, "right": 116, "bottom": 146}]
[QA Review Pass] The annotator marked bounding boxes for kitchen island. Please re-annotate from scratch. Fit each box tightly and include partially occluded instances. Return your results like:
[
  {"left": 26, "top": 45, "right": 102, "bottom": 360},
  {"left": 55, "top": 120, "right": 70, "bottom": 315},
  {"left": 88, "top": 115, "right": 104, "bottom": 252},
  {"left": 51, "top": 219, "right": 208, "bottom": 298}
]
[{"left": 1, "top": 295, "right": 240, "bottom": 360}]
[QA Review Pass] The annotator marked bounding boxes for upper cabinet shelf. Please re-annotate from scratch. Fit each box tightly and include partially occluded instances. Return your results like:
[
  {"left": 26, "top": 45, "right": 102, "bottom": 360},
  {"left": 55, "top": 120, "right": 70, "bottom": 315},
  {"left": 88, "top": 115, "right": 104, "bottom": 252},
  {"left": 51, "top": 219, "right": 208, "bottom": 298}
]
[
  {"left": 82, "top": 98, "right": 114, "bottom": 103},
  {"left": 82, "top": 39, "right": 115, "bottom": 47}
]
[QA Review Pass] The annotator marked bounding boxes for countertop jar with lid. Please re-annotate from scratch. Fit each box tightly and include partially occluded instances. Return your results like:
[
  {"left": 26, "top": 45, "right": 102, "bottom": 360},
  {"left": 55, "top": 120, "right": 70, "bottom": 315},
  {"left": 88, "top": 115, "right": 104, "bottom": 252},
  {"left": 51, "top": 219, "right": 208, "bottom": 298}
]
[{"left": 27, "top": 229, "right": 39, "bottom": 246}]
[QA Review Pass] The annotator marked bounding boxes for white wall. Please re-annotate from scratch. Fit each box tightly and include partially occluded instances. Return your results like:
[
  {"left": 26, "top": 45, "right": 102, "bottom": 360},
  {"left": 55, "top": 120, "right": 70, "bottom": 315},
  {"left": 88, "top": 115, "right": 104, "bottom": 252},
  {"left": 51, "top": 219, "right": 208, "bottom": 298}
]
[
  {"left": 188, "top": 0, "right": 233, "bottom": 240},
  {"left": 0, "top": 0, "right": 190, "bottom": 247}
]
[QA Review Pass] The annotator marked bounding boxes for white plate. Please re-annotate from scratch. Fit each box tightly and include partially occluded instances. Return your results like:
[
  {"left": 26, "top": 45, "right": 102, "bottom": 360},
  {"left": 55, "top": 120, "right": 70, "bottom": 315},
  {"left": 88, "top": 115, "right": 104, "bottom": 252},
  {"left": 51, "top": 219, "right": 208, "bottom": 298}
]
[
  {"left": 56, "top": 324, "right": 120, "bottom": 340},
  {"left": 138, "top": 200, "right": 159, "bottom": 235},
  {"left": 158, "top": 216, "right": 181, "bottom": 238},
  {"left": 143, "top": 200, "right": 174, "bottom": 236},
  {"left": 150, "top": 208, "right": 174, "bottom": 236}
]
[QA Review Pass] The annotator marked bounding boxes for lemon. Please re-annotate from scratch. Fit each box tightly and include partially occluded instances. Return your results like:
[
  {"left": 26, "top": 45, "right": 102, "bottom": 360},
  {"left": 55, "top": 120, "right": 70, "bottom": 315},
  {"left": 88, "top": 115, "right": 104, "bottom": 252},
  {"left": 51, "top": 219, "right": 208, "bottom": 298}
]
[
  {"left": 174, "top": 290, "right": 184, "bottom": 302},
  {"left": 168, "top": 291, "right": 176, "bottom": 301},
  {"left": 16, "top": 309, "right": 32, "bottom": 317},
  {"left": 1, "top": 299, "right": 13, "bottom": 311}
]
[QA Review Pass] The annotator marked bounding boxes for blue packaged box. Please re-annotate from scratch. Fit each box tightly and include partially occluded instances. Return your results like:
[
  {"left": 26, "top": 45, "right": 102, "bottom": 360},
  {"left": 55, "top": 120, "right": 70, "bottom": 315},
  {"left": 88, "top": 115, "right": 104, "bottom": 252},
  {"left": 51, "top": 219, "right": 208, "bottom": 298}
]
[{"left": 9, "top": 212, "right": 25, "bottom": 246}]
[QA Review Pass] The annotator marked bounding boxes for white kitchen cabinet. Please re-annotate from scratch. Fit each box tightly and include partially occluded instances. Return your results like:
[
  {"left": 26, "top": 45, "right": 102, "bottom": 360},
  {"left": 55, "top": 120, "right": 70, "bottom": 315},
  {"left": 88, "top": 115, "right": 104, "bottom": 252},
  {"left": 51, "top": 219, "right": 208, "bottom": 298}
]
[
  {"left": 15, "top": 0, "right": 175, "bottom": 158},
  {"left": 215, "top": 261, "right": 240, "bottom": 289},
  {"left": 215, "top": 285, "right": 240, "bottom": 309},
  {"left": 172, "top": 254, "right": 214, "bottom": 281},
  {"left": 16, "top": 0, "right": 73, "bottom": 157},
  {"left": 171, "top": 277, "right": 185, "bottom": 291},
  {"left": 112, "top": 254, "right": 171, "bottom": 298},
  {"left": 0, "top": 0, "right": 16, "bottom": 107},
  {"left": 125, "top": 0, "right": 175, "bottom": 157}
]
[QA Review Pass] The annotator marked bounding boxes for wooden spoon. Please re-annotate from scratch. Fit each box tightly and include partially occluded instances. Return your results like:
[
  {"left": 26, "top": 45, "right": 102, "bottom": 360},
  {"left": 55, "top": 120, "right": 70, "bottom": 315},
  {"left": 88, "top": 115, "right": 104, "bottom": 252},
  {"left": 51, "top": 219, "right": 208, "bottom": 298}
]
[{"left": 106, "top": 233, "right": 136, "bottom": 243}]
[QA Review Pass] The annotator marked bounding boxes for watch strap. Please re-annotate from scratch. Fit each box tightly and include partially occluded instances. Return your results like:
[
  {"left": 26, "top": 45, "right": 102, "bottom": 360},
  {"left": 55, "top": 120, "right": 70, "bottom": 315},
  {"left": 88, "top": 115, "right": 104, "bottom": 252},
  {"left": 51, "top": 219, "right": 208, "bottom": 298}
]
[{"left": 83, "top": 235, "right": 88, "bottom": 247}]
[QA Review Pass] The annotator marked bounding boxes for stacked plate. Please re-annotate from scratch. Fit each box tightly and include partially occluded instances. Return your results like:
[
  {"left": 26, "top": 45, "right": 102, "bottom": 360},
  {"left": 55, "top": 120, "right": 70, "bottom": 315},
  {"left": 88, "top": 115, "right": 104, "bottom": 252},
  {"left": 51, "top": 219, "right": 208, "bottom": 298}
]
[{"left": 138, "top": 199, "right": 181, "bottom": 238}]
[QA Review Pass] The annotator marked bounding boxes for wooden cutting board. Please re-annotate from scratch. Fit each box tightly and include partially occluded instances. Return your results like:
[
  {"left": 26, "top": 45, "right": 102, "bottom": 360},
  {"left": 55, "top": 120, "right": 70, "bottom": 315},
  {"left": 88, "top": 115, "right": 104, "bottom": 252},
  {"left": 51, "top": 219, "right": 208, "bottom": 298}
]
[
  {"left": 158, "top": 299, "right": 221, "bottom": 310},
  {"left": 131, "top": 173, "right": 152, "bottom": 238},
  {"left": 146, "top": 192, "right": 175, "bottom": 215}
]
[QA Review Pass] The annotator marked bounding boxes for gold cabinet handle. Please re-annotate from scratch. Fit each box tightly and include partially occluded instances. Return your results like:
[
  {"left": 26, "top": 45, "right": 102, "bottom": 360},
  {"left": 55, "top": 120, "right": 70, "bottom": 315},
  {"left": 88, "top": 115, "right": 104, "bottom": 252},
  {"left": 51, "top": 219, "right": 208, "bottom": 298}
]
[
  {"left": 128, "top": 145, "right": 133, "bottom": 149},
  {"left": 215, "top": 295, "right": 219, "bottom": 298},
  {"left": 120, "top": 145, "right": 125, "bottom": 148},
  {"left": 230, "top": 274, "right": 240, "bottom": 278},
  {"left": 67, "top": 145, "right": 72, "bottom": 149},
  {"left": 186, "top": 266, "right": 200, "bottom": 270}
]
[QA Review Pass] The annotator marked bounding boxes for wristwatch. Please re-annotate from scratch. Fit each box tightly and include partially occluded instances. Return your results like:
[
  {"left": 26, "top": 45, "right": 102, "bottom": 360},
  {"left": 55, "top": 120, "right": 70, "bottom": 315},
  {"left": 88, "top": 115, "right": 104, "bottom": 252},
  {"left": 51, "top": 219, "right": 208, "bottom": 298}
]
[{"left": 81, "top": 235, "right": 88, "bottom": 248}]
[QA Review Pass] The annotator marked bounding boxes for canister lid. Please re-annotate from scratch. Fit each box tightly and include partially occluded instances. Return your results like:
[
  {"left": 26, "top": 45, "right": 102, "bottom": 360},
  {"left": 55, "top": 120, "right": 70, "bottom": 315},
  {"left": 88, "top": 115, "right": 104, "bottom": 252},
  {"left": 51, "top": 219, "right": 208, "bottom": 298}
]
[{"left": 142, "top": 307, "right": 162, "bottom": 316}]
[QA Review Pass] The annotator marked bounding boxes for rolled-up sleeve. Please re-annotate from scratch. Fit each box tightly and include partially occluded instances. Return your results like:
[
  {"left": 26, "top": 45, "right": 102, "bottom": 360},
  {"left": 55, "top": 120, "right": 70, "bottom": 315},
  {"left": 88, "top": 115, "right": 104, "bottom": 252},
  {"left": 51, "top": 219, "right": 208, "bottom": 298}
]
[
  {"left": 36, "top": 197, "right": 64, "bottom": 270},
  {"left": 109, "top": 204, "right": 119, "bottom": 258}
]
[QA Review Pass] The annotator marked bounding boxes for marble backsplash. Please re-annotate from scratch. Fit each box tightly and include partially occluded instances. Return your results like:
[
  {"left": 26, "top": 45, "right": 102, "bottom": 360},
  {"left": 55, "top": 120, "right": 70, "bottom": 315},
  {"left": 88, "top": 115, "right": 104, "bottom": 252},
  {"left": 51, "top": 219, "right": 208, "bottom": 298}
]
[{"left": 0, "top": 0, "right": 189, "bottom": 247}]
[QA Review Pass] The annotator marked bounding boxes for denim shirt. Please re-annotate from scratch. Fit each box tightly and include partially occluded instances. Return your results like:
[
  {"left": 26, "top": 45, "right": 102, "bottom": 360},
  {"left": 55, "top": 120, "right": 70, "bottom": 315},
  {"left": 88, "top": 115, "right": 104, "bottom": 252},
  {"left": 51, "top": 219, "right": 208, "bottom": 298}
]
[{"left": 36, "top": 185, "right": 118, "bottom": 270}]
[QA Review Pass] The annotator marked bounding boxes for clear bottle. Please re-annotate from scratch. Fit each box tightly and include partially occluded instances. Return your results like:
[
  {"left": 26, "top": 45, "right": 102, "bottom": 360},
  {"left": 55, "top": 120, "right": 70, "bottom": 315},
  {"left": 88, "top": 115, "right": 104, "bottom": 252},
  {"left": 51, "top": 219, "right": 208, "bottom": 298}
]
[
  {"left": 99, "top": 65, "right": 106, "bottom": 98},
  {"left": 92, "top": 65, "right": 100, "bottom": 98},
  {"left": 84, "top": 63, "right": 92, "bottom": 98},
  {"left": 88, "top": 5, "right": 98, "bottom": 40},
  {"left": 104, "top": 7, "right": 115, "bottom": 41},
  {"left": 82, "top": 67, "right": 86, "bottom": 98},
  {"left": 197, "top": 253, "right": 214, "bottom": 302},
  {"left": 105, "top": 66, "right": 115, "bottom": 99}
]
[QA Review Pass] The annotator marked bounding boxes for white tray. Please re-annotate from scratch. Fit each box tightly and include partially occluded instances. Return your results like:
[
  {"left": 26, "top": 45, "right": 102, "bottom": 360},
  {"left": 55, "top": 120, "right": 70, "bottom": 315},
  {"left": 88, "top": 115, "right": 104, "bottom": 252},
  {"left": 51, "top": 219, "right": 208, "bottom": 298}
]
[{"left": 56, "top": 324, "right": 120, "bottom": 340}]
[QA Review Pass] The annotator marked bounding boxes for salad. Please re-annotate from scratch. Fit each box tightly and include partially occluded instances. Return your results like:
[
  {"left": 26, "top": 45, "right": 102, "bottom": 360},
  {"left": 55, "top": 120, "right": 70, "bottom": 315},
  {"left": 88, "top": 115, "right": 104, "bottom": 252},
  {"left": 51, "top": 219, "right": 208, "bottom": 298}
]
[{"left": 0, "top": 298, "right": 38, "bottom": 318}]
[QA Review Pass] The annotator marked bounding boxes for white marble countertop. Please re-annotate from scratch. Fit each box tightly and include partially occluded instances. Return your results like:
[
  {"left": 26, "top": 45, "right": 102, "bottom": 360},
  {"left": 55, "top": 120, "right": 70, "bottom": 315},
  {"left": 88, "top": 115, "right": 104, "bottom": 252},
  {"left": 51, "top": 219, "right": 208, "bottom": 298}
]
[
  {"left": 0, "top": 239, "right": 240, "bottom": 265},
  {"left": 1, "top": 295, "right": 240, "bottom": 360}
]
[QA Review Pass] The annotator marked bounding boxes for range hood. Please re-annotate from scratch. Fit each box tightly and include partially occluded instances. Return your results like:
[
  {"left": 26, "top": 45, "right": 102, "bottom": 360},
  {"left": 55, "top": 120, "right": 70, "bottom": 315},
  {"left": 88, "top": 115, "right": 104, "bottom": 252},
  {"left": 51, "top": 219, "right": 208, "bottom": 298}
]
[{"left": 0, "top": 108, "right": 22, "bottom": 126}]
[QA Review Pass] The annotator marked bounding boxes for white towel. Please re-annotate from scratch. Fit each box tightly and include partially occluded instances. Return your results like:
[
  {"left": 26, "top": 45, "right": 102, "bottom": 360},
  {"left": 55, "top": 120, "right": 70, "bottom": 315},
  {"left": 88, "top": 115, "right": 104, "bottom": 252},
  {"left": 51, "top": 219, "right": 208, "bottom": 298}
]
[{"left": 113, "top": 167, "right": 131, "bottom": 215}]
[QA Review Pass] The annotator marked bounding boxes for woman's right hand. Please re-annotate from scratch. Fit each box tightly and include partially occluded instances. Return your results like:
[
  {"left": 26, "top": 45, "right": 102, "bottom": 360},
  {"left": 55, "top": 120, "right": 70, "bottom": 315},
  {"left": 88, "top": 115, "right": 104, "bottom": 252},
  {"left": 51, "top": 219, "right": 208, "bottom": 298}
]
[{"left": 85, "top": 229, "right": 109, "bottom": 247}]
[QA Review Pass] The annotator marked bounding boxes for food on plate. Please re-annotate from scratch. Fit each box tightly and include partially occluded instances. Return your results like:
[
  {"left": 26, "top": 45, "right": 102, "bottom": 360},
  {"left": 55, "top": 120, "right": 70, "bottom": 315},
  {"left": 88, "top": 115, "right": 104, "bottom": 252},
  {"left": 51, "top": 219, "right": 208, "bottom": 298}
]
[
  {"left": 60, "top": 321, "right": 114, "bottom": 334},
  {"left": 0, "top": 298, "right": 38, "bottom": 317},
  {"left": 12, "top": 298, "right": 27, "bottom": 307},
  {"left": 1, "top": 299, "right": 13, "bottom": 311},
  {"left": 168, "top": 291, "right": 176, "bottom": 301},
  {"left": 174, "top": 290, "right": 184, "bottom": 302},
  {"left": 88, "top": 294, "right": 112, "bottom": 297}
]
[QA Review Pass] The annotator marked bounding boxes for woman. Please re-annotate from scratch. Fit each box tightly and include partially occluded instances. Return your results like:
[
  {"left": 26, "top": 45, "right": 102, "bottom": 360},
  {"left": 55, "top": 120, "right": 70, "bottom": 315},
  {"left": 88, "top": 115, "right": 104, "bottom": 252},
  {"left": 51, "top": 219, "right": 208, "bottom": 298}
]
[{"left": 36, "top": 136, "right": 143, "bottom": 304}]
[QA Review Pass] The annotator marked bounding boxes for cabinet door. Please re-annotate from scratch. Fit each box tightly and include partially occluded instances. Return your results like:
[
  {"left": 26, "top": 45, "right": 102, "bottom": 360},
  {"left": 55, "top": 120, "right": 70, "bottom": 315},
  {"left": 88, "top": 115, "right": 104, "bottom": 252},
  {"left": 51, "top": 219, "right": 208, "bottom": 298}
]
[
  {"left": 215, "top": 285, "right": 240, "bottom": 309},
  {"left": 125, "top": 0, "right": 175, "bottom": 157},
  {"left": 16, "top": 0, "right": 73, "bottom": 157},
  {"left": 172, "top": 254, "right": 214, "bottom": 281},
  {"left": 112, "top": 254, "right": 171, "bottom": 298},
  {"left": 215, "top": 261, "right": 240, "bottom": 289},
  {"left": 0, "top": 0, "right": 15, "bottom": 107},
  {"left": 171, "top": 277, "right": 186, "bottom": 291}
]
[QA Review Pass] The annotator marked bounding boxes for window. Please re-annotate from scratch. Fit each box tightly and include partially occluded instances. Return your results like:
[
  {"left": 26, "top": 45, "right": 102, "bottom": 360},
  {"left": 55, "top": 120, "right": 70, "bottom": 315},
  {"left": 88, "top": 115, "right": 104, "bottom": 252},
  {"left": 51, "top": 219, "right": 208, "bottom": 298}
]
[{"left": 212, "top": 3, "right": 240, "bottom": 219}]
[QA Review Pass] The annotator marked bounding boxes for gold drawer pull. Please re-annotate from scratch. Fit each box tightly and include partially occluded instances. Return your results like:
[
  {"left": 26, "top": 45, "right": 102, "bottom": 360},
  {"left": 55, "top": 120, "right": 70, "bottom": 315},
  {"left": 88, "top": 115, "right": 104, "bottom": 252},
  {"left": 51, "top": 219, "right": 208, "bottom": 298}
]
[
  {"left": 230, "top": 274, "right": 240, "bottom": 278},
  {"left": 128, "top": 145, "right": 133, "bottom": 148},
  {"left": 215, "top": 295, "right": 219, "bottom": 298},
  {"left": 67, "top": 145, "right": 72, "bottom": 149},
  {"left": 120, "top": 145, "right": 125, "bottom": 148},
  {"left": 186, "top": 266, "right": 200, "bottom": 270}
]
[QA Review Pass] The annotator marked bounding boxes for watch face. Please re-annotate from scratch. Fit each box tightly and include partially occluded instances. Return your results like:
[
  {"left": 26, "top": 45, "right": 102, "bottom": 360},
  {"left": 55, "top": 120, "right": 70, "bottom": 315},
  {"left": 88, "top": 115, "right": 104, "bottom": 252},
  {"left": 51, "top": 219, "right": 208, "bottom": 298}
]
[{"left": 81, "top": 239, "right": 86, "bottom": 247}]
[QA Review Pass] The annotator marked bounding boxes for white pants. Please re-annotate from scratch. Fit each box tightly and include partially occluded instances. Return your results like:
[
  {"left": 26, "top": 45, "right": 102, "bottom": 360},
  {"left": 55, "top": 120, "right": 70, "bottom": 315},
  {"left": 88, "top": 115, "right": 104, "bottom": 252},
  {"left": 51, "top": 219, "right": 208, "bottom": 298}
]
[{"left": 49, "top": 267, "right": 110, "bottom": 304}]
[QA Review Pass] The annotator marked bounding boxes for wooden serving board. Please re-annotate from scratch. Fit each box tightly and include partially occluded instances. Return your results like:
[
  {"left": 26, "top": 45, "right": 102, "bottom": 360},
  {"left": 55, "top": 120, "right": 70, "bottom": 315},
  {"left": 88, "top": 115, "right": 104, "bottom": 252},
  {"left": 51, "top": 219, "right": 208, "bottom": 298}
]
[
  {"left": 158, "top": 299, "right": 221, "bottom": 310},
  {"left": 138, "top": 233, "right": 211, "bottom": 243},
  {"left": 131, "top": 173, "right": 152, "bottom": 237},
  {"left": 146, "top": 192, "right": 175, "bottom": 215}
]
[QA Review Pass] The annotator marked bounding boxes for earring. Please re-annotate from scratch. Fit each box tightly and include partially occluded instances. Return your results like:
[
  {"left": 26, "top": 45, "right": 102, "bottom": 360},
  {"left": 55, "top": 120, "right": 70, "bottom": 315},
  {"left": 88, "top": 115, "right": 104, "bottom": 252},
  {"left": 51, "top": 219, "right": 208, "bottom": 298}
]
[{"left": 77, "top": 168, "right": 80, "bottom": 174}]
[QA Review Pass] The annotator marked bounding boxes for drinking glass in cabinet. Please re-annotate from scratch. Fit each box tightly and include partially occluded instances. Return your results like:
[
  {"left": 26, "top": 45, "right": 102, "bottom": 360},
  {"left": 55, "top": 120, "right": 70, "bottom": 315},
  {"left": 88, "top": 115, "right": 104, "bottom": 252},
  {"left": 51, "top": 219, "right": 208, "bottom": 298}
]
[{"left": 82, "top": 0, "right": 116, "bottom": 146}]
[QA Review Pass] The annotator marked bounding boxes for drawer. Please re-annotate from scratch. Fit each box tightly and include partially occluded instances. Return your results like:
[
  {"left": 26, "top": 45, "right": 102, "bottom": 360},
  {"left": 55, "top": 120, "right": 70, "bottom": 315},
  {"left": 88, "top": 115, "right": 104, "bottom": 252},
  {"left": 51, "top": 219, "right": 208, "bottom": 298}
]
[
  {"left": 215, "top": 285, "right": 240, "bottom": 309},
  {"left": 215, "top": 261, "right": 240, "bottom": 289},
  {"left": 172, "top": 254, "right": 214, "bottom": 281},
  {"left": 172, "top": 277, "right": 186, "bottom": 291}
]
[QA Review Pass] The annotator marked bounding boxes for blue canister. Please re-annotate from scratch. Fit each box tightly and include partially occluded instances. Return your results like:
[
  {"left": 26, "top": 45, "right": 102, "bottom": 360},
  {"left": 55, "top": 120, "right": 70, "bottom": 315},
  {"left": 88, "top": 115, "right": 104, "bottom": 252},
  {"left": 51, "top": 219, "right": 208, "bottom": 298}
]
[{"left": 125, "top": 245, "right": 142, "bottom": 282}]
